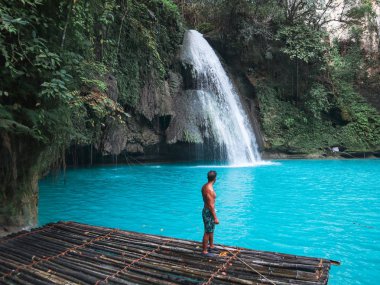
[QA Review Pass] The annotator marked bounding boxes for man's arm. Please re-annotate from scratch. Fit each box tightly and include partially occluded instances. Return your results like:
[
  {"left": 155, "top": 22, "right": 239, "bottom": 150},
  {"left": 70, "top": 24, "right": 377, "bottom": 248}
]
[{"left": 205, "top": 190, "right": 219, "bottom": 224}]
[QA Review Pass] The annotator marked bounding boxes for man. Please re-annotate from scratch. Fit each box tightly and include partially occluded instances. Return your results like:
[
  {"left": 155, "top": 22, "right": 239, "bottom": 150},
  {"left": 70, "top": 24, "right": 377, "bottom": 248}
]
[{"left": 201, "top": 170, "right": 219, "bottom": 255}]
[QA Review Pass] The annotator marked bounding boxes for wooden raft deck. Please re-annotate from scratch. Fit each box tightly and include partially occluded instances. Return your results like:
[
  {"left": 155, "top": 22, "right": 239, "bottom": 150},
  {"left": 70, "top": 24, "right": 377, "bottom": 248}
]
[{"left": 0, "top": 222, "right": 338, "bottom": 285}]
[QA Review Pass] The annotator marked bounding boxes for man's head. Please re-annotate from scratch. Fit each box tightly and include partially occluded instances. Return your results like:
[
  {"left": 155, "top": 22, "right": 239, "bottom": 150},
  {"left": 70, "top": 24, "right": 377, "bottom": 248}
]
[{"left": 207, "top": 170, "right": 217, "bottom": 183}]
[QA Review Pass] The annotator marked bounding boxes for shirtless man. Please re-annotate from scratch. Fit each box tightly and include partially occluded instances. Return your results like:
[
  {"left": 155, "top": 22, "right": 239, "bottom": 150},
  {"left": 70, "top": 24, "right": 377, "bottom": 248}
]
[{"left": 201, "top": 170, "right": 219, "bottom": 255}]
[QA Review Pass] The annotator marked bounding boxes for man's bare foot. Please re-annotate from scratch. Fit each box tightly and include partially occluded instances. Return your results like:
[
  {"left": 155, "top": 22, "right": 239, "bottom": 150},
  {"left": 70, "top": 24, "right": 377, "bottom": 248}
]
[
  {"left": 202, "top": 251, "right": 217, "bottom": 257},
  {"left": 208, "top": 246, "right": 218, "bottom": 253}
]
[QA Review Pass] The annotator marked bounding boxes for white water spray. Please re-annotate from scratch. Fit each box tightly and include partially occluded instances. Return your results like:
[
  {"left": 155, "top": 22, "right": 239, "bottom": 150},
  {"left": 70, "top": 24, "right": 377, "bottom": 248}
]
[{"left": 181, "top": 30, "right": 261, "bottom": 165}]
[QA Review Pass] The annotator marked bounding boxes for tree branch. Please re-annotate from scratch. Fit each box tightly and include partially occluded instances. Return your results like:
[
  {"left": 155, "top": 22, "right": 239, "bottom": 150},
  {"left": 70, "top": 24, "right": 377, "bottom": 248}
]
[{"left": 61, "top": 0, "right": 74, "bottom": 49}]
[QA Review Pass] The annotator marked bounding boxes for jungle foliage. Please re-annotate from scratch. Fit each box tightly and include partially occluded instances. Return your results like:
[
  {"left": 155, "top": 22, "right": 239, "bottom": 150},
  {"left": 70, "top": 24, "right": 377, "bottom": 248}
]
[
  {"left": 0, "top": 0, "right": 183, "bottom": 159},
  {"left": 0, "top": 0, "right": 183, "bottom": 225},
  {"left": 176, "top": 0, "right": 380, "bottom": 153}
]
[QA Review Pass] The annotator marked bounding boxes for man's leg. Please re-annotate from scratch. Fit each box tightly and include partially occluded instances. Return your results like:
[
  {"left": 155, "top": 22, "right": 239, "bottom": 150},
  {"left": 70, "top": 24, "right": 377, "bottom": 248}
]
[
  {"left": 202, "top": 233, "right": 209, "bottom": 254},
  {"left": 209, "top": 232, "right": 214, "bottom": 249}
]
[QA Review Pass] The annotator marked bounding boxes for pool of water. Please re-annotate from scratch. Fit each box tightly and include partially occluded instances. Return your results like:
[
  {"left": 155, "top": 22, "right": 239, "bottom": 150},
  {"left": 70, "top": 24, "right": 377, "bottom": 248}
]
[{"left": 39, "top": 159, "right": 380, "bottom": 285}]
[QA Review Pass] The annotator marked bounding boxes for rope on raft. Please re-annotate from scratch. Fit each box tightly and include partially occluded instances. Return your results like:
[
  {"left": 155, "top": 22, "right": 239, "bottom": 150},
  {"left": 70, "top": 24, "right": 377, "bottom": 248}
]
[
  {"left": 202, "top": 248, "right": 241, "bottom": 285},
  {"left": 0, "top": 228, "right": 118, "bottom": 281},
  {"left": 222, "top": 246, "right": 278, "bottom": 285},
  {"left": 94, "top": 238, "right": 172, "bottom": 284}
]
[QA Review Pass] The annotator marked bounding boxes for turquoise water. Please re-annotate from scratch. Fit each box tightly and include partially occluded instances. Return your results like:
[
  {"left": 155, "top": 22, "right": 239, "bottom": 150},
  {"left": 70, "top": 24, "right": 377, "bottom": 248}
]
[{"left": 39, "top": 160, "right": 380, "bottom": 285}]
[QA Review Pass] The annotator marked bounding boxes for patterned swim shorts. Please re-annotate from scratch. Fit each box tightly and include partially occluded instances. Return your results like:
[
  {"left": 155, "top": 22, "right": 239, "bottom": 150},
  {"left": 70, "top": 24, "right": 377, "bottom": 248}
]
[{"left": 202, "top": 207, "right": 215, "bottom": 233}]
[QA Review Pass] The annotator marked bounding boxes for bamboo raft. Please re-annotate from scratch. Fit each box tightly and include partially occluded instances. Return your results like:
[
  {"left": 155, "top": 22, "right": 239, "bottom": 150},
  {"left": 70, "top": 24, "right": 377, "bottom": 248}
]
[{"left": 0, "top": 222, "right": 339, "bottom": 285}]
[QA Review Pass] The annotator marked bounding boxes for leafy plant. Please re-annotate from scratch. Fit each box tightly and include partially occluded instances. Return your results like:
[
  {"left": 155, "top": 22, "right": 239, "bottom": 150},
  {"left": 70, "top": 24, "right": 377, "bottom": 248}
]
[
  {"left": 276, "top": 25, "right": 327, "bottom": 63},
  {"left": 304, "top": 84, "right": 330, "bottom": 120},
  {"left": 0, "top": 0, "right": 184, "bottom": 226}
]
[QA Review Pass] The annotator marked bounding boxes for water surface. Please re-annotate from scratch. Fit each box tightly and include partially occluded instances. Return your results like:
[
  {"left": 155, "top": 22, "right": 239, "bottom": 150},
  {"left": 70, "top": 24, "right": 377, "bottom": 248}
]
[{"left": 39, "top": 160, "right": 380, "bottom": 285}]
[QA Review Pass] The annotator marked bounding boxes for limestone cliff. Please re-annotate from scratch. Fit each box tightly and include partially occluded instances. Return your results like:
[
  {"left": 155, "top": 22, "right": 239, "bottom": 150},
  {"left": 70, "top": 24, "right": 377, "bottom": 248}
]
[
  {"left": 79, "top": 68, "right": 184, "bottom": 163},
  {"left": 91, "top": 36, "right": 265, "bottom": 163}
]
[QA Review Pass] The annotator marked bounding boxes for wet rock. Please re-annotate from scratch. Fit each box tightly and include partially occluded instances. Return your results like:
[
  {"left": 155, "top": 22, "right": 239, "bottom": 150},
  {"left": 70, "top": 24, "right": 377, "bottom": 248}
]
[
  {"left": 137, "top": 71, "right": 174, "bottom": 121},
  {"left": 0, "top": 132, "right": 44, "bottom": 228},
  {"left": 168, "top": 71, "right": 182, "bottom": 97},
  {"left": 125, "top": 143, "right": 144, "bottom": 154},
  {"left": 123, "top": 117, "right": 160, "bottom": 154},
  {"left": 101, "top": 119, "right": 128, "bottom": 155},
  {"left": 181, "top": 62, "right": 198, "bottom": 90},
  {"left": 166, "top": 90, "right": 213, "bottom": 144},
  {"left": 141, "top": 128, "right": 160, "bottom": 145}
]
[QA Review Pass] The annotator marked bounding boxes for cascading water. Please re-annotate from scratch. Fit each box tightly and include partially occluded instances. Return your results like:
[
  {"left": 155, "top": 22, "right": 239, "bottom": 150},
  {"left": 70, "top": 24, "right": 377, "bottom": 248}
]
[{"left": 181, "top": 30, "right": 261, "bottom": 165}]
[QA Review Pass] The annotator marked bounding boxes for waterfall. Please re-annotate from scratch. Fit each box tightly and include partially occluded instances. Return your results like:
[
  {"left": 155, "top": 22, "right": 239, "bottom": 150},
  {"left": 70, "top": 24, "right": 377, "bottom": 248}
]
[{"left": 181, "top": 30, "right": 261, "bottom": 165}]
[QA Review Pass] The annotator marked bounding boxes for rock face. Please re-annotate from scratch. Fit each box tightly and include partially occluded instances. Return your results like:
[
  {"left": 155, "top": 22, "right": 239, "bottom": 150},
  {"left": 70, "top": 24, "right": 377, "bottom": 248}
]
[
  {"left": 124, "top": 117, "right": 160, "bottom": 154},
  {"left": 0, "top": 132, "right": 47, "bottom": 227},
  {"left": 100, "top": 119, "right": 129, "bottom": 155},
  {"left": 166, "top": 90, "right": 213, "bottom": 144},
  {"left": 86, "top": 69, "right": 183, "bottom": 163},
  {"left": 166, "top": 59, "right": 211, "bottom": 145},
  {"left": 137, "top": 72, "right": 174, "bottom": 121},
  {"left": 322, "top": 0, "right": 380, "bottom": 53}
]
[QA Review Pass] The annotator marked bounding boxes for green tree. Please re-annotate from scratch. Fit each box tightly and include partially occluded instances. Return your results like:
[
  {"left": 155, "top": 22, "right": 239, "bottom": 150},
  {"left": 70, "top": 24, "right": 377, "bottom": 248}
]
[{"left": 0, "top": 0, "right": 183, "bottom": 227}]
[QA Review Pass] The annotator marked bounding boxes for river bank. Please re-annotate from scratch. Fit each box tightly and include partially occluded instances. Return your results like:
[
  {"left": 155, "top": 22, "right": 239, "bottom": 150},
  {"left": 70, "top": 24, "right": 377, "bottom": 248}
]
[
  {"left": 66, "top": 150, "right": 380, "bottom": 167},
  {"left": 261, "top": 151, "right": 380, "bottom": 160}
]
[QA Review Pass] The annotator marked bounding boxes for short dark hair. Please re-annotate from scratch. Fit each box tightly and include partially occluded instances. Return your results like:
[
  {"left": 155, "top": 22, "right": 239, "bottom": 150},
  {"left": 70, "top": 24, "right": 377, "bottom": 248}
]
[{"left": 207, "top": 170, "right": 217, "bottom": 182}]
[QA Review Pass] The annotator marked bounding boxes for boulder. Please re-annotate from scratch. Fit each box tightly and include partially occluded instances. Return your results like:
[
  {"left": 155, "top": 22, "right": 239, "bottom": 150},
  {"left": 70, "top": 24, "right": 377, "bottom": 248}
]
[{"left": 101, "top": 118, "right": 128, "bottom": 155}]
